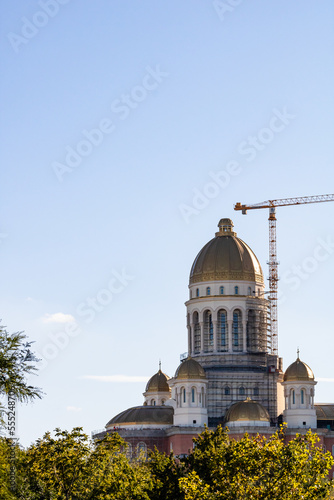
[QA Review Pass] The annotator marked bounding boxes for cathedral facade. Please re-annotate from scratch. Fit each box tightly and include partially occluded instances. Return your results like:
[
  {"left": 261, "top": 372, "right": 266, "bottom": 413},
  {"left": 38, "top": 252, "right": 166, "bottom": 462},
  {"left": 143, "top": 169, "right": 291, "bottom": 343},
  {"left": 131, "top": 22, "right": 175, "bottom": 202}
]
[{"left": 93, "top": 219, "right": 334, "bottom": 466}]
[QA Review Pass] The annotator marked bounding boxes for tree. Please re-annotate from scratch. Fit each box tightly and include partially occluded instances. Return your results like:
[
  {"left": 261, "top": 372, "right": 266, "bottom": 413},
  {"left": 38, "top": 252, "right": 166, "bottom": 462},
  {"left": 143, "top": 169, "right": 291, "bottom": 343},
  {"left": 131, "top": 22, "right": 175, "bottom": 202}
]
[
  {"left": 179, "top": 425, "right": 334, "bottom": 500},
  {"left": 145, "top": 448, "right": 187, "bottom": 500},
  {"left": 19, "top": 427, "right": 152, "bottom": 500},
  {"left": 0, "top": 326, "right": 42, "bottom": 422}
]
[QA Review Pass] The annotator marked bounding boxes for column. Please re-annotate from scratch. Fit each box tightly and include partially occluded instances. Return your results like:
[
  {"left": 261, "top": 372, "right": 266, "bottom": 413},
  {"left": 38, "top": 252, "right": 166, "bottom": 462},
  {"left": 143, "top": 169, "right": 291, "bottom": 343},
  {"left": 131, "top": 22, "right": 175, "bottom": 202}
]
[
  {"left": 227, "top": 320, "right": 233, "bottom": 352},
  {"left": 242, "top": 320, "right": 247, "bottom": 352}
]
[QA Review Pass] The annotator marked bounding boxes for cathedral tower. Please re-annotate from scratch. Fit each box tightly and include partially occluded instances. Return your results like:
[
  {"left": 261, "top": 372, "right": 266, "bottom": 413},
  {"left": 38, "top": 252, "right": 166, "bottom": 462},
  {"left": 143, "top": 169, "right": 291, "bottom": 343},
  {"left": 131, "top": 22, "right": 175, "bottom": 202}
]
[{"left": 185, "top": 218, "right": 284, "bottom": 424}]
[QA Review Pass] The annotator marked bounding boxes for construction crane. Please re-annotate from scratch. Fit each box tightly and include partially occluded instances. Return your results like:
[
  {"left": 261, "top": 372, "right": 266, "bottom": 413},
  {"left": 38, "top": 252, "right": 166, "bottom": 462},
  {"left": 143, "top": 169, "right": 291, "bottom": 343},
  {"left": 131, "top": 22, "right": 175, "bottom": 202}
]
[{"left": 234, "top": 194, "right": 334, "bottom": 356}]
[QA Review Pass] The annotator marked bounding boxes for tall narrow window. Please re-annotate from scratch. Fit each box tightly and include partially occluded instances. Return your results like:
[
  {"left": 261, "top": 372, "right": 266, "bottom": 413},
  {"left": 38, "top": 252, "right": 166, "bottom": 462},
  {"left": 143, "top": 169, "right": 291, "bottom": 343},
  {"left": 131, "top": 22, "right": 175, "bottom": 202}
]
[
  {"left": 191, "top": 388, "right": 195, "bottom": 403},
  {"left": 220, "top": 286, "right": 224, "bottom": 294},
  {"left": 233, "top": 311, "right": 239, "bottom": 347},
  {"left": 301, "top": 389, "right": 304, "bottom": 405},
  {"left": 292, "top": 390, "right": 295, "bottom": 405},
  {"left": 253, "top": 387, "right": 259, "bottom": 396},
  {"left": 248, "top": 287, "right": 252, "bottom": 295},
  {"left": 224, "top": 386, "right": 230, "bottom": 396},
  {"left": 183, "top": 388, "right": 186, "bottom": 403},
  {"left": 218, "top": 309, "right": 227, "bottom": 351},
  {"left": 239, "top": 387, "right": 245, "bottom": 396},
  {"left": 204, "top": 310, "right": 214, "bottom": 351},
  {"left": 234, "top": 286, "right": 239, "bottom": 295},
  {"left": 193, "top": 312, "right": 200, "bottom": 353},
  {"left": 206, "top": 287, "right": 211, "bottom": 296},
  {"left": 196, "top": 288, "right": 199, "bottom": 297}
]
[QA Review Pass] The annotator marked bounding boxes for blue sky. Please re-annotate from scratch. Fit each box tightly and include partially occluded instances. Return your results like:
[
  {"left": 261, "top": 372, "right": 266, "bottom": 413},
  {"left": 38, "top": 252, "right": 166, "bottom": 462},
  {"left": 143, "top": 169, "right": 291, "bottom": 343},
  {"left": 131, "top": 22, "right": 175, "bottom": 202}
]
[{"left": 1, "top": 1, "right": 334, "bottom": 446}]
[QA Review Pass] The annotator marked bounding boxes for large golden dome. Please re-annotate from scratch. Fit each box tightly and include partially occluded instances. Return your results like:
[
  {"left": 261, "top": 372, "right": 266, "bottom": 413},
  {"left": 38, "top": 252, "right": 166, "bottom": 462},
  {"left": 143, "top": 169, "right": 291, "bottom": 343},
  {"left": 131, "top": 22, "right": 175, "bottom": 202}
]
[
  {"left": 189, "top": 218, "right": 263, "bottom": 285},
  {"left": 284, "top": 357, "right": 314, "bottom": 382},
  {"left": 106, "top": 406, "right": 173, "bottom": 428},
  {"left": 175, "top": 357, "right": 206, "bottom": 380},
  {"left": 224, "top": 398, "right": 270, "bottom": 424},
  {"left": 145, "top": 370, "right": 170, "bottom": 393}
]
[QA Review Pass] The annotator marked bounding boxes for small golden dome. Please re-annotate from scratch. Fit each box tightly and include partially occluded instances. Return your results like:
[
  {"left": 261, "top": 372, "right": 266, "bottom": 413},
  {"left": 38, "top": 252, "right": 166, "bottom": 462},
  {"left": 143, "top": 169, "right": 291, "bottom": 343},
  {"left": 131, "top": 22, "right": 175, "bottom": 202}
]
[
  {"left": 145, "top": 370, "right": 170, "bottom": 393},
  {"left": 225, "top": 398, "right": 270, "bottom": 423},
  {"left": 175, "top": 357, "right": 206, "bottom": 380},
  {"left": 189, "top": 219, "right": 263, "bottom": 285},
  {"left": 284, "top": 357, "right": 314, "bottom": 382}
]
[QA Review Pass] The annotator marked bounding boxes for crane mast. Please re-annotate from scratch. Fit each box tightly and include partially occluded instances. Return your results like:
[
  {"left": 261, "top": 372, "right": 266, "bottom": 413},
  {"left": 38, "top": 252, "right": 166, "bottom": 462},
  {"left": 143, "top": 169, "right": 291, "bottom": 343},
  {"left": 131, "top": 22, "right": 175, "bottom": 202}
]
[{"left": 234, "top": 194, "right": 334, "bottom": 356}]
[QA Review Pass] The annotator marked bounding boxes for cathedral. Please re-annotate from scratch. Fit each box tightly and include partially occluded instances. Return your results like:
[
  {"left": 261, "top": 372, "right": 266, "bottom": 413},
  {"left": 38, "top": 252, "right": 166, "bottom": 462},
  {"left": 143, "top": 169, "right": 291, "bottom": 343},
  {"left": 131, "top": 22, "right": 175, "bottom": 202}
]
[{"left": 93, "top": 218, "right": 334, "bottom": 464}]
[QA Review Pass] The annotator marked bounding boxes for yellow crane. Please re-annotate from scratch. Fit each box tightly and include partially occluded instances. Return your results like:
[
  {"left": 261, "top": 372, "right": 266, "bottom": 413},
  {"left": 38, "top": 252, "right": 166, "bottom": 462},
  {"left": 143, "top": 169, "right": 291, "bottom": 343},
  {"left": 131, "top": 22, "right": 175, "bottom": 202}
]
[{"left": 234, "top": 194, "right": 334, "bottom": 356}]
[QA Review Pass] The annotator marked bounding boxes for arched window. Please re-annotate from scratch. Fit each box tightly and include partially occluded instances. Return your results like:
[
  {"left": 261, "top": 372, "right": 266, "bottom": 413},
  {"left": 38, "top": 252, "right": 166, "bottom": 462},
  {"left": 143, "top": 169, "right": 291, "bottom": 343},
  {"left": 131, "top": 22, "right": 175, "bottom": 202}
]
[
  {"left": 206, "top": 287, "right": 211, "bottom": 296},
  {"left": 196, "top": 288, "right": 199, "bottom": 297},
  {"left": 301, "top": 389, "right": 305, "bottom": 405},
  {"left": 191, "top": 388, "right": 195, "bottom": 403},
  {"left": 234, "top": 286, "right": 239, "bottom": 295},
  {"left": 161, "top": 399, "right": 165, "bottom": 405},
  {"left": 292, "top": 389, "right": 295, "bottom": 405},
  {"left": 193, "top": 312, "right": 200, "bottom": 353},
  {"left": 151, "top": 399, "right": 156, "bottom": 406},
  {"left": 233, "top": 310, "right": 242, "bottom": 351},
  {"left": 253, "top": 387, "right": 259, "bottom": 396},
  {"left": 239, "top": 387, "right": 245, "bottom": 396},
  {"left": 183, "top": 388, "right": 186, "bottom": 403},
  {"left": 220, "top": 286, "right": 224, "bottom": 294},
  {"left": 136, "top": 442, "right": 147, "bottom": 459},
  {"left": 248, "top": 287, "right": 252, "bottom": 295},
  {"left": 204, "top": 310, "right": 214, "bottom": 351},
  {"left": 224, "top": 386, "right": 230, "bottom": 396},
  {"left": 218, "top": 309, "right": 227, "bottom": 351}
]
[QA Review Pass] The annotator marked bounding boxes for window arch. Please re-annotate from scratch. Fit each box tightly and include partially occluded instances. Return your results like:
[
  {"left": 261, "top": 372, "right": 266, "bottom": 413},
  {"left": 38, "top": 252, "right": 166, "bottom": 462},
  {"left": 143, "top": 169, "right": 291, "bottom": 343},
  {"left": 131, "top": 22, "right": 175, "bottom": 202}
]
[
  {"left": 218, "top": 309, "right": 228, "bottom": 352},
  {"left": 204, "top": 310, "right": 214, "bottom": 352},
  {"left": 196, "top": 288, "right": 199, "bottom": 297},
  {"left": 220, "top": 286, "right": 224, "bottom": 295},
  {"left": 193, "top": 312, "right": 200, "bottom": 354},
  {"left": 233, "top": 309, "right": 242, "bottom": 351},
  {"left": 206, "top": 286, "right": 211, "bottom": 296},
  {"left": 234, "top": 286, "right": 239, "bottom": 295},
  {"left": 224, "top": 386, "right": 230, "bottom": 396},
  {"left": 151, "top": 399, "right": 156, "bottom": 406},
  {"left": 301, "top": 389, "right": 305, "bottom": 405},
  {"left": 239, "top": 387, "right": 245, "bottom": 396}
]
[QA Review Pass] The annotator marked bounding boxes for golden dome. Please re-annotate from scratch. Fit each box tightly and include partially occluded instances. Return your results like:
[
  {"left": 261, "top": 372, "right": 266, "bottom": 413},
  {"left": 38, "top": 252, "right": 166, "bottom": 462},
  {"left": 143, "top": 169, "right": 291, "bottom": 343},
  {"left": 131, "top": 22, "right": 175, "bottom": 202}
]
[
  {"left": 284, "top": 357, "right": 314, "bottom": 382},
  {"left": 175, "top": 357, "right": 206, "bottom": 380},
  {"left": 106, "top": 405, "right": 173, "bottom": 428},
  {"left": 145, "top": 370, "right": 171, "bottom": 393},
  {"left": 189, "top": 219, "right": 264, "bottom": 285},
  {"left": 224, "top": 398, "right": 270, "bottom": 423}
]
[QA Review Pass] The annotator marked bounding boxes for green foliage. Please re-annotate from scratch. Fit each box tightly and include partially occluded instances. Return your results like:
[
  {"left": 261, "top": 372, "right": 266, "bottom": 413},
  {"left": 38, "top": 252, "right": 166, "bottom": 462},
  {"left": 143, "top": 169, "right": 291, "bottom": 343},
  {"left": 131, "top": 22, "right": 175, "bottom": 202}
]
[
  {"left": 0, "top": 326, "right": 42, "bottom": 426},
  {"left": 145, "top": 448, "right": 187, "bottom": 500},
  {"left": 180, "top": 425, "right": 334, "bottom": 500},
  {"left": 17, "top": 427, "right": 152, "bottom": 500}
]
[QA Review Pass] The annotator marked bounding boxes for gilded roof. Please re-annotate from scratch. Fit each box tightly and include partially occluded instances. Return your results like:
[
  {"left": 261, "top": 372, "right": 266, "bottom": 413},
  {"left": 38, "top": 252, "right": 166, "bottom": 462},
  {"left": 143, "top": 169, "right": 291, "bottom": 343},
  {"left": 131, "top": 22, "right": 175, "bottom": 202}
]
[
  {"left": 224, "top": 398, "right": 270, "bottom": 423},
  {"left": 145, "top": 370, "right": 171, "bottom": 393},
  {"left": 189, "top": 219, "right": 263, "bottom": 285},
  {"left": 283, "top": 358, "right": 314, "bottom": 382},
  {"left": 175, "top": 357, "right": 206, "bottom": 380},
  {"left": 315, "top": 404, "right": 334, "bottom": 420},
  {"left": 106, "top": 405, "right": 173, "bottom": 427}
]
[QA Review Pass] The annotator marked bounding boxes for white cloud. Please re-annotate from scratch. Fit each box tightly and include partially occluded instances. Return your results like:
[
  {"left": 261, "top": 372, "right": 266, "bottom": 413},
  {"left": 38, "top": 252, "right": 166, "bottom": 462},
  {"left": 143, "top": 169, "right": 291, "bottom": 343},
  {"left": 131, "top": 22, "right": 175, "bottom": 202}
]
[
  {"left": 80, "top": 375, "right": 149, "bottom": 383},
  {"left": 42, "top": 312, "right": 75, "bottom": 324},
  {"left": 317, "top": 378, "right": 334, "bottom": 383},
  {"left": 66, "top": 406, "right": 82, "bottom": 412}
]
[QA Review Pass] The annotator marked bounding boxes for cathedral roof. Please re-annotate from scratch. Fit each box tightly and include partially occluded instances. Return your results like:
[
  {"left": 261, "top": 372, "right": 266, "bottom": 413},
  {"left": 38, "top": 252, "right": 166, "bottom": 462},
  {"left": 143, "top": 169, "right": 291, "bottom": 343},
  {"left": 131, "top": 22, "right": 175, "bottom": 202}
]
[
  {"left": 145, "top": 369, "right": 170, "bottom": 393},
  {"left": 174, "top": 357, "right": 206, "bottom": 380},
  {"left": 189, "top": 219, "right": 264, "bottom": 284},
  {"left": 224, "top": 398, "right": 270, "bottom": 424},
  {"left": 283, "top": 357, "right": 314, "bottom": 382},
  {"left": 106, "top": 405, "right": 173, "bottom": 428}
]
